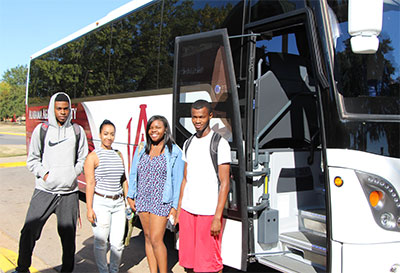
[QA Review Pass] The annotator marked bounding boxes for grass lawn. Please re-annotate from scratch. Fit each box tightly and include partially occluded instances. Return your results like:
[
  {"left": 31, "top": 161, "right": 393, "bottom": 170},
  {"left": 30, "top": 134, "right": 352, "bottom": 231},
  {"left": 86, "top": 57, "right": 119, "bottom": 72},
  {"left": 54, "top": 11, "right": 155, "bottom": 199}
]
[
  {"left": 0, "top": 122, "right": 26, "bottom": 134},
  {"left": 0, "top": 145, "right": 26, "bottom": 158}
]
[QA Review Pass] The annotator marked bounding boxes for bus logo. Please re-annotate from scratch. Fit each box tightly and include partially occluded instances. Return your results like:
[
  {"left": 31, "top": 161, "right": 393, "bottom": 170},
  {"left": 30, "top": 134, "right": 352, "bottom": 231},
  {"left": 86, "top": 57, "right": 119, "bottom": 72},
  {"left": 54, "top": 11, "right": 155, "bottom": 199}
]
[{"left": 126, "top": 104, "right": 148, "bottom": 171}]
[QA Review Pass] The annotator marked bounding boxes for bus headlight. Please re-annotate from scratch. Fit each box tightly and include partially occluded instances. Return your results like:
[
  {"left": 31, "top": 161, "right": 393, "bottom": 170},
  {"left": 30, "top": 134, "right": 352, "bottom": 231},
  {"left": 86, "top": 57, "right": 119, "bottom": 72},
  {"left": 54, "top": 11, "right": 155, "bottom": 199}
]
[
  {"left": 355, "top": 171, "right": 400, "bottom": 232},
  {"left": 391, "top": 264, "right": 400, "bottom": 273},
  {"left": 380, "top": 212, "right": 395, "bottom": 229}
]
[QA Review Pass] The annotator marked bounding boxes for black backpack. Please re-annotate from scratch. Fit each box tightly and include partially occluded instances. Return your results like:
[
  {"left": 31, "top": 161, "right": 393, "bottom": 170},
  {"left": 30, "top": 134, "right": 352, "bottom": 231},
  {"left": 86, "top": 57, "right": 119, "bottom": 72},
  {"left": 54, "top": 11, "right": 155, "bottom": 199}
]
[
  {"left": 184, "top": 131, "right": 222, "bottom": 179},
  {"left": 39, "top": 122, "right": 81, "bottom": 163}
]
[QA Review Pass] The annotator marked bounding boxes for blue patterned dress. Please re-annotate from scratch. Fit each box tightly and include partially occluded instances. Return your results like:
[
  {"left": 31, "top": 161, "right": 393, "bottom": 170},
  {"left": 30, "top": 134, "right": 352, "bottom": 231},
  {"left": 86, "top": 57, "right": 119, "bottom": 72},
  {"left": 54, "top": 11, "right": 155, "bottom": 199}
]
[{"left": 136, "top": 153, "right": 172, "bottom": 216}]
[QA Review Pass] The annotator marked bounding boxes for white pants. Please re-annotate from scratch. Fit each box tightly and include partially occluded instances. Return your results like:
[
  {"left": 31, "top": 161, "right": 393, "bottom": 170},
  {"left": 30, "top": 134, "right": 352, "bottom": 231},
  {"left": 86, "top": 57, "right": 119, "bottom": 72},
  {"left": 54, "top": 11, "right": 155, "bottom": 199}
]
[{"left": 92, "top": 194, "right": 126, "bottom": 273}]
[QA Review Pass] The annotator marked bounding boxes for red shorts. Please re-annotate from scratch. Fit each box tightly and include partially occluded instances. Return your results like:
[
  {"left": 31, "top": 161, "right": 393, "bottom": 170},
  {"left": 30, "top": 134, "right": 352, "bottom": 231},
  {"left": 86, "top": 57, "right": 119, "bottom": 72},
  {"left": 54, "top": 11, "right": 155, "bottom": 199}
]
[{"left": 178, "top": 209, "right": 223, "bottom": 272}]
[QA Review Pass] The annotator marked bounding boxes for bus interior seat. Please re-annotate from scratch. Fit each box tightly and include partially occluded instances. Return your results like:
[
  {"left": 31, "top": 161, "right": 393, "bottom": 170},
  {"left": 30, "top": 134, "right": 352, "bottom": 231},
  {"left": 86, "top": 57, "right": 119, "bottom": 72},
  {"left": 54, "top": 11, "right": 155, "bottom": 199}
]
[{"left": 257, "top": 52, "right": 318, "bottom": 149}]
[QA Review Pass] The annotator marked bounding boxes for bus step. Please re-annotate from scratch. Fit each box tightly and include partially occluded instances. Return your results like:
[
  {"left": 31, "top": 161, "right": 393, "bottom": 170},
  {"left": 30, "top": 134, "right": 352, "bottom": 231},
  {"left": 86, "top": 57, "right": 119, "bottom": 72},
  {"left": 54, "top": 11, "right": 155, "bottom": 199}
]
[
  {"left": 299, "top": 209, "right": 326, "bottom": 236},
  {"left": 280, "top": 231, "right": 326, "bottom": 267},
  {"left": 257, "top": 254, "right": 325, "bottom": 273}
]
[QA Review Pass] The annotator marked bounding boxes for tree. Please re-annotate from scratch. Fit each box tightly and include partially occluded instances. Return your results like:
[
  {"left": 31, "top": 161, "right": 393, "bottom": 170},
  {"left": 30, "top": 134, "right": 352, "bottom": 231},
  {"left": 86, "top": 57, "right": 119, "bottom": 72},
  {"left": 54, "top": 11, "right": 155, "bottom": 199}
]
[
  {"left": 0, "top": 65, "right": 27, "bottom": 120},
  {"left": 2, "top": 65, "right": 28, "bottom": 86}
]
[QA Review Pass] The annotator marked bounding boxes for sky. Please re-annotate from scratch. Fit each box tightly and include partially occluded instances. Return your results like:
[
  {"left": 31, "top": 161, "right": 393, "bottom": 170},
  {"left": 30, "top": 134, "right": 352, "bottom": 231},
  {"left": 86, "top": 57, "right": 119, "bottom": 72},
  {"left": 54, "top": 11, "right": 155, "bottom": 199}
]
[{"left": 0, "top": 0, "right": 133, "bottom": 80}]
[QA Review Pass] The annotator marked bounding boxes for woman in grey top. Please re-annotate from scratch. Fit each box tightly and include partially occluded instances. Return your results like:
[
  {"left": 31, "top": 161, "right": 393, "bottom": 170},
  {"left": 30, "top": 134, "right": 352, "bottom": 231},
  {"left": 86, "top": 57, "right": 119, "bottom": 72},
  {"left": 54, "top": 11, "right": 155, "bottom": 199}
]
[{"left": 84, "top": 119, "right": 127, "bottom": 273}]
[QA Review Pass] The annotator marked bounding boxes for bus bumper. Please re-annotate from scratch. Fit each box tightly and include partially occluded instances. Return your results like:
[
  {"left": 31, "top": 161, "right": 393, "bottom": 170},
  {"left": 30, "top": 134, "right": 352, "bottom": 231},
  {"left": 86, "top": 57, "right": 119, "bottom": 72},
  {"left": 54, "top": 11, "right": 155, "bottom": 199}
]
[{"left": 340, "top": 241, "right": 400, "bottom": 273}]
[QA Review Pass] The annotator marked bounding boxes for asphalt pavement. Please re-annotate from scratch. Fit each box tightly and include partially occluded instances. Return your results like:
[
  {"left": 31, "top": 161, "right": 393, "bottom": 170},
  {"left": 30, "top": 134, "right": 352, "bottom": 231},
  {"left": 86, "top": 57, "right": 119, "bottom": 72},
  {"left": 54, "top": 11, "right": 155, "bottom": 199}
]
[
  {"left": 0, "top": 156, "right": 184, "bottom": 273},
  {"left": 0, "top": 132, "right": 26, "bottom": 145},
  {"left": 0, "top": 131, "right": 274, "bottom": 273},
  {"left": 0, "top": 130, "right": 184, "bottom": 273}
]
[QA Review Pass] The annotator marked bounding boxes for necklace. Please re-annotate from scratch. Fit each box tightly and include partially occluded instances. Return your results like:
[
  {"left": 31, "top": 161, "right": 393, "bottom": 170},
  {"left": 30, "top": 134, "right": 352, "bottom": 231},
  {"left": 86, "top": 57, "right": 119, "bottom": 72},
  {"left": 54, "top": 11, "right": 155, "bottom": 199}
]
[{"left": 149, "top": 141, "right": 165, "bottom": 159}]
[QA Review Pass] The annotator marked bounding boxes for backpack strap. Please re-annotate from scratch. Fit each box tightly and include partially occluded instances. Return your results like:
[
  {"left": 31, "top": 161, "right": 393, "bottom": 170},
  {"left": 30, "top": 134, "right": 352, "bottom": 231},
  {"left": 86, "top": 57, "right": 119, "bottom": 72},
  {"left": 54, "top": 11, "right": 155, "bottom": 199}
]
[
  {"left": 39, "top": 122, "right": 49, "bottom": 160},
  {"left": 114, "top": 149, "right": 127, "bottom": 185},
  {"left": 184, "top": 134, "right": 196, "bottom": 158},
  {"left": 137, "top": 142, "right": 145, "bottom": 155},
  {"left": 115, "top": 148, "right": 128, "bottom": 166},
  {"left": 185, "top": 131, "right": 222, "bottom": 183},
  {"left": 210, "top": 132, "right": 222, "bottom": 182},
  {"left": 72, "top": 123, "right": 81, "bottom": 164}
]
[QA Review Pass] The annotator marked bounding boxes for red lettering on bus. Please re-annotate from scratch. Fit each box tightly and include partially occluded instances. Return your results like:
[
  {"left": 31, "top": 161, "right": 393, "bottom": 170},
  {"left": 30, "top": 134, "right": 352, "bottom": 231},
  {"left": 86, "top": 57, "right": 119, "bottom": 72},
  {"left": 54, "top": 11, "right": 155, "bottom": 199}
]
[
  {"left": 126, "top": 117, "right": 133, "bottom": 171},
  {"left": 127, "top": 104, "right": 148, "bottom": 172}
]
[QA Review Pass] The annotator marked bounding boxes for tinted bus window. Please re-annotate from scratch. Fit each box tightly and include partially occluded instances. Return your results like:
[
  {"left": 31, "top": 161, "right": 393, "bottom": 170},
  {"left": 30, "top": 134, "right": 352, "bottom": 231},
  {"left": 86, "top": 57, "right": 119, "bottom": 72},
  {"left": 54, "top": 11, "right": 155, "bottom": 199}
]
[
  {"left": 161, "top": 0, "right": 243, "bottom": 88},
  {"left": 79, "top": 25, "right": 114, "bottom": 97},
  {"left": 250, "top": 0, "right": 305, "bottom": 23},
  {"left": 110, "top": 1, "right": 162, "bottom": 93},
  {"left": 328, "top": 0, "right": 400, "bottom": 116},
  {"left": 28, "top": 0, "right": 244, "bottom": 105},
  {"left": 28, "top": 2, "right": 163, "bottom": 105},
  {"left": 29, "top": 43, "right": 83, "bottom": 105}
]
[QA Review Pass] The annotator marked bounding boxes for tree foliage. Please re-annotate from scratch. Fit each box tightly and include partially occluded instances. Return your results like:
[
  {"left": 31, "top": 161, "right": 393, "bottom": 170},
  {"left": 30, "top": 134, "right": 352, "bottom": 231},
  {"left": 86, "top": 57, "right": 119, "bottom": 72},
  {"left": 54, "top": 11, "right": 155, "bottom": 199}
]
[
  {"left": 2, "top": 65, "right": 28, "bottom": 86},
  {"left": 0, "top": 65, "right": 27, "bottom": 119}
]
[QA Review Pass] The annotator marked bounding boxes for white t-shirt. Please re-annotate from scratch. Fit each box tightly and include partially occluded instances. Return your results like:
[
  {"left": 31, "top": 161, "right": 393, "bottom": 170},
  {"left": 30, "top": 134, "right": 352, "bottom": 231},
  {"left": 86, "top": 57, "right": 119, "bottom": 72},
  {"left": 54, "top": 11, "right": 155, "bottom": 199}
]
[{"left": 181, "top": 130, "right": 231, "bottom": 215}]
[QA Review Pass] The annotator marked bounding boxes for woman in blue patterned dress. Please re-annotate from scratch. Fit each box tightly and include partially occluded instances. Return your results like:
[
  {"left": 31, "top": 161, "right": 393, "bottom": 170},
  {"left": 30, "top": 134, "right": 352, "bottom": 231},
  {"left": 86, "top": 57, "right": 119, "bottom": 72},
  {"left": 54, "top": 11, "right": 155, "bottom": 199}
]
[
  {"left": 84, "top": 120, "right": 127, "bottom": 273},
  {"left": 127, "top": 115, "right": 185, "bottom": 273}
]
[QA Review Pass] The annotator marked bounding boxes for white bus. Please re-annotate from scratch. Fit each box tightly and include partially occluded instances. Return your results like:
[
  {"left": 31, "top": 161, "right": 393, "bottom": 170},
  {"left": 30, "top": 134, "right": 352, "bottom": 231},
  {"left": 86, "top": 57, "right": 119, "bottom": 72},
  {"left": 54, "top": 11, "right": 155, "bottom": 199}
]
[{"left": 26, "top": 0, "right": 400, "bottom": 272}]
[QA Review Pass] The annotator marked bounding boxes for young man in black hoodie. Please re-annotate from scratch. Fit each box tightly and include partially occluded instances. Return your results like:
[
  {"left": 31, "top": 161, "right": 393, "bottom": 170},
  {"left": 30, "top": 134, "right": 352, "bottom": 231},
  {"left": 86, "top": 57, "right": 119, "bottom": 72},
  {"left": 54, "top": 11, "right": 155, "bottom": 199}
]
[{"left": 14, "top": 92, "right": 88, "bottom": 273}]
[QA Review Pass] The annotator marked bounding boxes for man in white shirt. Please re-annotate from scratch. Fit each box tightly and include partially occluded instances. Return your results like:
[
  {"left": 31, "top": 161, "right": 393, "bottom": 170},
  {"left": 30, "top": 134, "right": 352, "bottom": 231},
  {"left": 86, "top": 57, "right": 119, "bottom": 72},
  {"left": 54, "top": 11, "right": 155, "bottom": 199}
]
[{"left": 176, "top": 100, "right": 231, "bottom": 273}]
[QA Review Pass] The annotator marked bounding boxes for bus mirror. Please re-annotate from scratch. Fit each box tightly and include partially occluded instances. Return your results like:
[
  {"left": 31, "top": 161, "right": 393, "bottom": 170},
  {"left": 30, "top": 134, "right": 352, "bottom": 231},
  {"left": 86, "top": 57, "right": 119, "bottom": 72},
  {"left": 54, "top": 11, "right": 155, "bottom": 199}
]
[{"left": 348, "top": 0, "right": 383, "bottom": 54}]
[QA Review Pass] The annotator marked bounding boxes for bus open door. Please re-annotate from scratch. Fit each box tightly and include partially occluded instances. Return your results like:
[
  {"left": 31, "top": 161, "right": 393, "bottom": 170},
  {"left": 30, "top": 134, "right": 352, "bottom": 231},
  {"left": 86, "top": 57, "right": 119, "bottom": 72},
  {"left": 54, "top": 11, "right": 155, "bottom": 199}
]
[{"left": 172, "top": 29, "right": 248, "bottom": 271}]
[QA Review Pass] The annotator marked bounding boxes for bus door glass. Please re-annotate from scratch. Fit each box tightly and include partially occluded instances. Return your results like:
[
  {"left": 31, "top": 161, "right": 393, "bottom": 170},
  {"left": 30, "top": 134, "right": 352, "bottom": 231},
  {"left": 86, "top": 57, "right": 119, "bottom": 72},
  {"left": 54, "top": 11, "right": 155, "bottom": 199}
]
[
  {"left": 172, "top": 29, "right": 247, "bottom": 270},
  {"left": 173, "top": 28, "right": 246, "bottom": 218}
]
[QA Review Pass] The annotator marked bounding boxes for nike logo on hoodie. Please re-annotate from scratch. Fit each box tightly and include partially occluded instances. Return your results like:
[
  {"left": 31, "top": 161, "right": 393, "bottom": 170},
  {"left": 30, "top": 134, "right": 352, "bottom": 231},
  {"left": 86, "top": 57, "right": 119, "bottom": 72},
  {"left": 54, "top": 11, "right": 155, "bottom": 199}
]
[{"left": 48, "top": 138, "right": 68, "bottom": 147}]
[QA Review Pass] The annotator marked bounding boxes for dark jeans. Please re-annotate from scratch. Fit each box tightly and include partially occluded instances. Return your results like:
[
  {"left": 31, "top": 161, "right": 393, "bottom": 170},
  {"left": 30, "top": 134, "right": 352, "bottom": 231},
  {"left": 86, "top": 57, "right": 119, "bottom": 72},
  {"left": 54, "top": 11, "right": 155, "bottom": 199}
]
[{"left": 16, "top": 189, "right": 79, "bottom": 272}]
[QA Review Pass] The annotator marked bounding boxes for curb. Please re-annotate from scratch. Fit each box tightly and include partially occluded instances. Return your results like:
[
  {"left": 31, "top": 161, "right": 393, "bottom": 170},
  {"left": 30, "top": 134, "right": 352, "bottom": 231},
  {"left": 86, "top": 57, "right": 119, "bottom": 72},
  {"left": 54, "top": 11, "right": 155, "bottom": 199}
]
[
  {"left": 0, "top": 247, "right": 39, "bottom": 273},
  {"left": 0, "top": 156, "right": 27, "bottom": 167},
  {"left": 0, "top": 162, "right": 26, "bottom": 168},
  {"left": 0, "top": 132, "right": 25, "bottom": 136},
  {"left": 0, "top": 230, "right": 51, "bottom": 273}
]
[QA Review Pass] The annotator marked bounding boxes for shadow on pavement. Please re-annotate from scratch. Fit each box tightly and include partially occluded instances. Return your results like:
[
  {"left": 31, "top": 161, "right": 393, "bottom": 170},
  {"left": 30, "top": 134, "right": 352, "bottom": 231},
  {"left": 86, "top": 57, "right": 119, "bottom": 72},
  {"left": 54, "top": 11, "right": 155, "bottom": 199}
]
[{"left": 43, "top": 219, "right": 180, "bottom": 272}]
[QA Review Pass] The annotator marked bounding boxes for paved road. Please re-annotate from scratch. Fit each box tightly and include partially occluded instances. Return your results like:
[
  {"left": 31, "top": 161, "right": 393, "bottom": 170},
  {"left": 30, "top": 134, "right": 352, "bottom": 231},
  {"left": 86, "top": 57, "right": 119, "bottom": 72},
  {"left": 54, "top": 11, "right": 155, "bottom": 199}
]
[
  {"left": 0, "top": 157, "right": 277, "bottom": 273},
  {"left": 0, "top": 160, "right": 183, "bottom": 273},
  {"left": 0, "top": 132, "right": 26, "bottom": 145}
]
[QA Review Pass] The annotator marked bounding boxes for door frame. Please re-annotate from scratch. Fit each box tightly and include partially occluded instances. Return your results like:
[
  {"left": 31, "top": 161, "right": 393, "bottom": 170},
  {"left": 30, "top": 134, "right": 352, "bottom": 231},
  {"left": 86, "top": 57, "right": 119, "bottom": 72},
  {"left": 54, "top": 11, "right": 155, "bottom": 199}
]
[{"left": 172, "top": 28, "right": 249, "bottom": 270}]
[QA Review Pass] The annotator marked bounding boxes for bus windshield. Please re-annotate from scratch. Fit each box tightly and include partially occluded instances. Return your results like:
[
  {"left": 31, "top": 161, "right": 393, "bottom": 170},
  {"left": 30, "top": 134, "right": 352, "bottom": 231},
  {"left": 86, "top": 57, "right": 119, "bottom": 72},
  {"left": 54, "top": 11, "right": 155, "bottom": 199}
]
[{"left": 328, "top": 0, "right": 400, "bottom": 118}]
